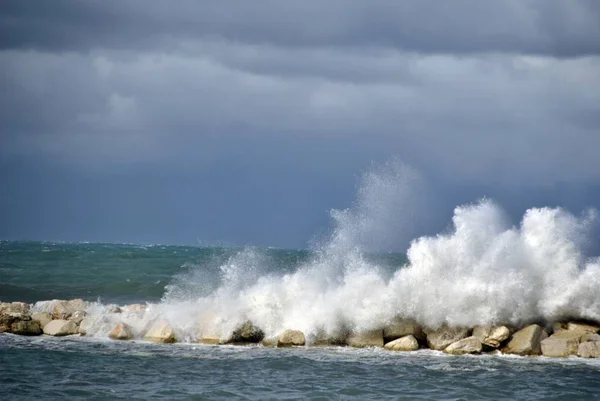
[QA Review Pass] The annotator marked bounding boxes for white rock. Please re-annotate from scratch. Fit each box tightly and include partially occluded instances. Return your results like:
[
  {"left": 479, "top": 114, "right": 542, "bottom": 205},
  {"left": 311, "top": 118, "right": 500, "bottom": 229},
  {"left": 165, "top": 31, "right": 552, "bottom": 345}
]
[
  {"left": 43, "top": 319, "right": 79, "bottom": 336},
  {"left": 278, "top": 330, "right": 306, "bottom": 347},
  {"left": 69, "top": 310, "right": 87, "bottom": 324},
  {"left": 503, "top": 324, "right": 548, "bottom": 356},
  {"left": 541, "top": 333, "right": 581, "bottom": 358},
  {"left": 444, "top": 336, "right": 483, "bottom": 355},
  {"left": 472, "top": 325, "right": 510, "bottom": 348},
  {"left": 578, "top": 341, "right": 600, "bottom": 358},
  {"left": 109, "top": 322, "right": 133, "bottom": 340},
  {"left": 144, "top": 320, "right": 176, "bottom": 343},
  {"left": 424, "top": 326, "right": 470, "bottom": 351},
  {"left": 31, "top": 312, "right": 52, "bottom": 329},
  {"left": 384, "top": 335, "right": 419, "bottom": 351}
]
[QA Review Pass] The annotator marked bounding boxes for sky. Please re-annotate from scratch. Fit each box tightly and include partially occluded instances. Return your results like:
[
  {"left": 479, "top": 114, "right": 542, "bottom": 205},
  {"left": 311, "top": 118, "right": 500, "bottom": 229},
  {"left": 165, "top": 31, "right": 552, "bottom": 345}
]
[{"left": 1, "top": 0, "right": 599, "bottom": 249}]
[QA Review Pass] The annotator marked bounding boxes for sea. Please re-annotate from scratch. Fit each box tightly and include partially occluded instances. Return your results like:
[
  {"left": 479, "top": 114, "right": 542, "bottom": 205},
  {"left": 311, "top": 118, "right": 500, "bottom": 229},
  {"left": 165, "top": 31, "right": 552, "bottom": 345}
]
[
  {"left": 2, "top": 164, "right": 600, "bottom": 399},
  {"left": 1, "top": 240, "right": 600, "bottom": 400}
]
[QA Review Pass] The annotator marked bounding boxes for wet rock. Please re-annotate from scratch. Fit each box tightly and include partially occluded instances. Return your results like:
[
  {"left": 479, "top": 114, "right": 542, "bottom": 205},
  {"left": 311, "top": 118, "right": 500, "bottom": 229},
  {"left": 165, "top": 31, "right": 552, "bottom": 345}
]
[
  {"left": 582, "top": 333, "right": 600, "bottom": 342},
  {"left": 144, "top": 320, "right": 176, "bottom": 343},
  {"left": 472, "top": 325, "right": 511, "bottom": 348},
  {"left": 78, "top": 317, "right": 93, "bottom": 335},
  {"left": 347, "top": 329, "right": 384, "bottom": 348},
  {"left": 262, "top": 336, "right": 279, "bottom": 347},
  {"left": 31, "top": 312, "right": 52, "bottom": 329},
  {"left": 109, "top": 322, "right": 133, "bottom": 340},
  {"left": 122, "top": 304, "right": 146, "bottom": 313},
  {"left": 424, "top": 326, "right": 470, "bottom": 351},
  {"left": 50, "top": 299, "right": 88, "bottom": 320},
  {"left": 10, "top": 320, "right": 42, "bottom": 336},
  {"left": 383, "top": 318, "right": 424, "bottom": 343},
  {"left": 553, "top": 321, "right": 600, "bottom": 335},
  {"left": 69, "top": 310, "right": 87, "bottom": 325},
  {"left": 228, "top": 321, "right": 264, "bottom": 343},
  {"left": 384, "top": 335, "right": 419, "bottom": 351},
  {"left": 444, "top": 336, "right": 483, "bottom": 355},
  {"left": 310, "top": 330, "right": 348, "bottom": 346},
  {"left": 541, "top": 332, "right": 581, "bottom": 358},
  {"left": 43, "top": 319, "right": 79, "bottom": 336},
  {"left": 106, "top": 304, "right": 122, "bottom": 314},
  {"left": 278, "top": 330, "right": 306, "bottom": 347},
  {"left": 578, "top": 341, "right": 600, "bottom": 358},
  {"left": 503, "top": 324, "right": 548, "bottom": 356},
  {"left": 0, "top": 302, "right": 31, "bottom": 333}
]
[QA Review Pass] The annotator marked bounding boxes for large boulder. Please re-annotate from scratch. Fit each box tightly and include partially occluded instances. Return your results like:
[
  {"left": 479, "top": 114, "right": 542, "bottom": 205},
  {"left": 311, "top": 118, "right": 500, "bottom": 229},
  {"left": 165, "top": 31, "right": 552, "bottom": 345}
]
[
  {"left": 384, "top": 335, "right": 419, "bottom": 351},
  {"left": 262, "top": 336, "right": 279, "bottom": 347},
  {"left": 582, "top": 333, "right": 600, "bottom": 342},
  {"left": 541, "top": 333, "right": 581, "bottom": 358},
  {"left": 444, "top": 336, "right": 482, "bottom": 355},
  {"left": 10, "top": 320, "right": 42, "bottom": 336},
  {"left": 278, "top": 330, "right": 306, "bottom": 347},
  {"left": 31, "top": 312, "right": 52, "bottom": 329},
  {"left": 144, "top": 320, "right": 176, "bottom": 343},
  {"left": 109, "top": 322, "right": 133, "bottom": 340},
  {"left": 553, "top": 321, "right": 600, "bottom": 335},
  {"left": 43, "top": 319, "right": 79, "bottom": 336},
  {"left": 0, "top": 302, "right": 30, "bottom": 332},
  {"left": 503, "top": 324, "right": 548, "bottom": 356},
  {"left": 347, "top": 329, "right": 384, "bottom": 348},
  {"left": 122, "top": 304, "right": 146, "bottom": 313},
  {"left": 78, "top": 317, "right": 94, "bottom": 335},
  {"left": 578, "top": 341, "right": 600, "bottom": 358},
  {"left": 472, "top": 325, "right": 511, "bottom": 348},
  {"left": 424, "top": 326, "right": 470, "bottom": 351},
  {"left": 383, "top": 319, "right": 424, "bottom": 343},
  {"left": 50, "top": 299, "right": 89, "bottom": 320},
  {"left": 228, "top": 321, "right": 264, "bottom": 343}
]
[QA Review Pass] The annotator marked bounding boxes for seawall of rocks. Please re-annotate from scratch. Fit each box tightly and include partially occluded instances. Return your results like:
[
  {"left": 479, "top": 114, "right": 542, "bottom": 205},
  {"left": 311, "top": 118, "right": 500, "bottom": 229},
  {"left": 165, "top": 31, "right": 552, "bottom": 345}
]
[{"left": 2, "top": 300, "right": 599, "bottom": 358}]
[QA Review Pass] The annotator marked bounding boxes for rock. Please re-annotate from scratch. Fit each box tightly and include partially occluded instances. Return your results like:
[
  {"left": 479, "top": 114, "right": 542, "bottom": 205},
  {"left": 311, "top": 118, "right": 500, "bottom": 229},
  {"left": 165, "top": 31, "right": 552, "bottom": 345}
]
[
  {"left": 472, "top": 325, "right": 511, "bottom": 348},
  {"left": 109, "top": 322, "right": 133, "bottom": 340},
  {"left": 78, "top": 317, "right": 93, "bottom": 335},
  {"left": 262, "top": 336, "right": 279, "bottom": 347},
  {"left": 383, "top": 318, "right": 424, "bottom": 343},
  {"left": 43, "top": 319, "right": 79, "bottom": 336},
  {"left": 384, "top": 335, "right": 419, "bottom": 351},
  {"left": 0, "top": 302, "right": 31, "bottom": 333},
  {"left": 424, "top": 326, "right": 470, "bottom": 351},
  {"left": 347, "top": 329, "right": 384, "bottom": 348},
  {"left": 196, "top": 312, "right": 224, "bottom": 344},
  {"left": 503, "top": 324, "right": 548, "bottom": 356},
  {"left": 582, "top": 333, "right": 600, "bottom": 342},
  {"left": 566, "top": 321, "right": 600, "bottom": 334},
  {"left": 122, "top": 304, "right": 146, "bottom": 313},
  {"left": 144, "top": 320, "right": 176, "bottom": 343},
  {"left": 106, "top": 304, "right": 122, "bottom": 314},
  {"left": 69, "top": 310, "right": 87, "bottom": 325},
  {"left": 31, "top": 312, "right": 52, "bottom": 329},
  {"left": 310, "top": 331, "right": 347, "bottom": 346},
  {"left": 228, "top": 321, "right": 264, "bottom": 343},
  {"left": 541, "top": 333, "right": 581, "bottom": 357},
  {"left": 50, "top": 299, "right": 88, "bottom": 320},
  {"left": 553, "top": 321, "right": 600, "bottom": 335},
  {"left": 10, "top": 320, "right": 42, "bottom": 336},
  {"left": 444, "top": 336, "right": 483, "bottom": 355},
  {"left": 578, "top": 341, "right": 600, "bottom": 358},
  {"left": 199, "top": 335, "right": 223, "bottom": 345},
  {"left": 278, "top": 330, "right": 306, "bottom": 347}
]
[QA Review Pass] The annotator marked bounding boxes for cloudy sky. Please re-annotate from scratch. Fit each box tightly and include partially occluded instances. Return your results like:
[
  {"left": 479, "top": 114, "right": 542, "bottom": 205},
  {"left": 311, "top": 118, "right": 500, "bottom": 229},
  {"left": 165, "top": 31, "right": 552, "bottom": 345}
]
[{"left": 1, "top": 0, "right": 599, "bottom": 248}]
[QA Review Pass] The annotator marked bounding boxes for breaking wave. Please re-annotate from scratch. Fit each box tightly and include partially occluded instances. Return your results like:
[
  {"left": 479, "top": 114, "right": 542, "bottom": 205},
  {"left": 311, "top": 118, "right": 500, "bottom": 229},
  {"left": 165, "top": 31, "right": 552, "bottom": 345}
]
[{"left": 72, "top": 160, "right": 600, "bottom": 341}]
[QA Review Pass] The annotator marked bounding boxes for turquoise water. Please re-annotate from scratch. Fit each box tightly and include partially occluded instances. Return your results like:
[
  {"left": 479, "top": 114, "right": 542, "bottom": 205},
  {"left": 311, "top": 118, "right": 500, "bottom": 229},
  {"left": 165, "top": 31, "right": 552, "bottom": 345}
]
[{"left": 2, "top": 240, "right": 600, "bottom": 400}]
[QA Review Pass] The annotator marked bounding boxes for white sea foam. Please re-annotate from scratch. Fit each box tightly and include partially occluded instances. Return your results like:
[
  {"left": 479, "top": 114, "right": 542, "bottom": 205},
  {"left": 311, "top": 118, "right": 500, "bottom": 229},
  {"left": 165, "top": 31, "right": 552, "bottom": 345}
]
[{"left": 80, "top": 161, "right": 600, "bottom": 340}]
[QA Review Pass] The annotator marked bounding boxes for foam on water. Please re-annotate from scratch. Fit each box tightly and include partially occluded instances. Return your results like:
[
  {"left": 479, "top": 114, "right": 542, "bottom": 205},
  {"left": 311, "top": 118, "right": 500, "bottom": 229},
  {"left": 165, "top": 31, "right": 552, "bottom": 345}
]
[{"left": 60, "top": 161, "right": 600, "bottom": 341}]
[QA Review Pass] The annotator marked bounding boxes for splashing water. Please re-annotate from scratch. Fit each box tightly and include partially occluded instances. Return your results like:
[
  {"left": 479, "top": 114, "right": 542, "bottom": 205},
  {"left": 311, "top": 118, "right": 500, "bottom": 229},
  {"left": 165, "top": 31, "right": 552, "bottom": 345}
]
[{"left": 67, "top": 161, "right": 600, "bottom": 341}]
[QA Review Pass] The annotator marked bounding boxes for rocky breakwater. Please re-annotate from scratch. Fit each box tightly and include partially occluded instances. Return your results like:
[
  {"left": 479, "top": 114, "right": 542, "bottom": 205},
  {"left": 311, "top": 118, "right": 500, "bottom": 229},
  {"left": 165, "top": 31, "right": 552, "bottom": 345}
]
[{"left": 2, "top": 299, "right": 600, "bottom": 360}]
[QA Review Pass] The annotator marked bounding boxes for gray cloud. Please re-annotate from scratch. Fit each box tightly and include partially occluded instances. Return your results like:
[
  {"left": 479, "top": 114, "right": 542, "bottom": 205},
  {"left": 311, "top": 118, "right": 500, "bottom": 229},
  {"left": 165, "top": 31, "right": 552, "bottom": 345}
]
[
  {"left": 1, "top": 1, "right": 599, "bottom": 246},
  {"left": 1, "top": 0, "right": 600, "bottom": 56}
]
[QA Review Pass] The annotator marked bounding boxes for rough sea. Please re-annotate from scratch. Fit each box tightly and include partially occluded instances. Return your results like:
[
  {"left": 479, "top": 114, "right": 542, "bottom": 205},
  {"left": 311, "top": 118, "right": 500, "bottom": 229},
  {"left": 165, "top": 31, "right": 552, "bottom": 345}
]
[{"left": 2, "top": 164, "right": 600, "bottom": 399}]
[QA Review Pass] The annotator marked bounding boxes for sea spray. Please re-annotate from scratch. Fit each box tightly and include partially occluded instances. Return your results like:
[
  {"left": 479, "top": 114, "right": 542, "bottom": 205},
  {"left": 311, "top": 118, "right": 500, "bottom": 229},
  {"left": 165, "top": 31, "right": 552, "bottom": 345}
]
[{"left": 66, "top": 161, "right": 600, "bottom": 341}]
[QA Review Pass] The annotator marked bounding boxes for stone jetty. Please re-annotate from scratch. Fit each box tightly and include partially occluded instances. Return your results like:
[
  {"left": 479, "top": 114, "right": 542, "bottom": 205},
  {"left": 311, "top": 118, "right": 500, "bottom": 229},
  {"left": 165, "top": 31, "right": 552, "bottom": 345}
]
[{"left": 2, "top": 299, "right": 600, "bottom": 359}]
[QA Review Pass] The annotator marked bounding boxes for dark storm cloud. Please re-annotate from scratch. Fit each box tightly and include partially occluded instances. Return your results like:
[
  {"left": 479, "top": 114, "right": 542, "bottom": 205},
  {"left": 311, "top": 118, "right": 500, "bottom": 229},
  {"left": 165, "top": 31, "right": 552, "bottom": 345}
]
[
  {"left": 1, "top": 1, "right": 599, "bottom": 247},
  {"left": 1, "top": 0, "right": 600, "bottom": 57}
]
